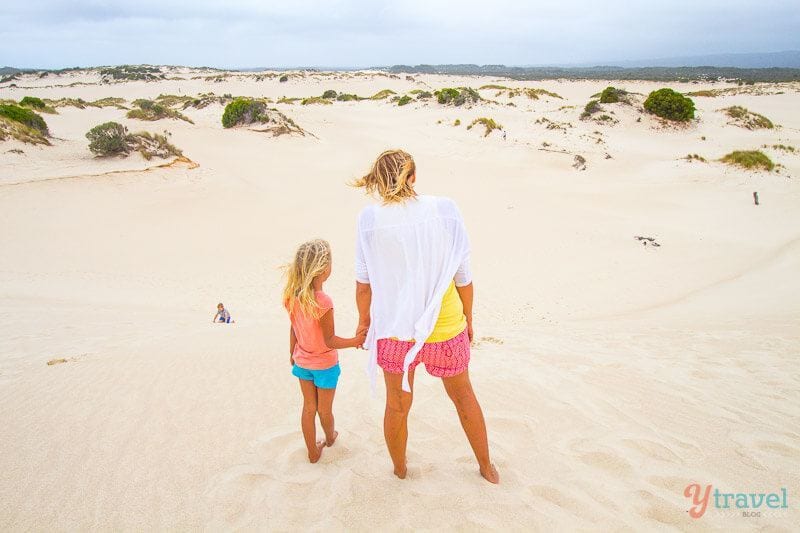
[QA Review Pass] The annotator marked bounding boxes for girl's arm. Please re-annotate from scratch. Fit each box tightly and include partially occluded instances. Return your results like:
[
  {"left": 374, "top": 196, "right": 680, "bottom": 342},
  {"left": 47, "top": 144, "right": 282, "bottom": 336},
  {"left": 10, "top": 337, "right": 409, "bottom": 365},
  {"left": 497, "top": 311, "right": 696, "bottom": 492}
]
[
  {"left": 320, "top": 309, "right": 365, "bottom": 349},
  {"left": 289, "top": 326, "right": 297, "bottom": 365},
  {"left": 455, "top": 281, "right": 474, "bottom": 342}
]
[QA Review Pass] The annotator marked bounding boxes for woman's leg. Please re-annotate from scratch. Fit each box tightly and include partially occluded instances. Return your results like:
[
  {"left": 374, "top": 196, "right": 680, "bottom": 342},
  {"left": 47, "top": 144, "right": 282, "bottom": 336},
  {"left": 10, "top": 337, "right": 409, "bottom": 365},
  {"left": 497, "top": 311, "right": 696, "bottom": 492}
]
[
  {"left": 383, "top": 368, "right": 415, "bottom": 479},
  {"left": 298, "top": 379, "right": 325, "bottom": 463},
  {"left": 316, "top": 387, "right": 338, "bottom": 446},
  {"left": 441, "top": 370, "right": 499, "bottom": 483}
]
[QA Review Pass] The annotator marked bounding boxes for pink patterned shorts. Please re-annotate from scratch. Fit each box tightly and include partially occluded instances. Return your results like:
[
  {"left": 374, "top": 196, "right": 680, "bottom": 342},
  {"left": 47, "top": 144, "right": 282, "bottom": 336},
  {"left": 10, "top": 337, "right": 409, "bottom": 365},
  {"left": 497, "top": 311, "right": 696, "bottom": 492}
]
[{"left": 377, "top": 328, "right": 470, "bottom": 378}]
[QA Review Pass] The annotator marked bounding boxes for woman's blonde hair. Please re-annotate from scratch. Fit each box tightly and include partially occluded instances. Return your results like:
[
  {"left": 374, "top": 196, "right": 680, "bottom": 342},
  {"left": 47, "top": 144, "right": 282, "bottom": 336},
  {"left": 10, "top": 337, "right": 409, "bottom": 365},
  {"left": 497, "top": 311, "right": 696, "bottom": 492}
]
[
  {"left": 352, "top": 149, "right": 417, "bottom": 203},
  {"left": 282, "top": 239, "right": 332, "bottom": 318}
]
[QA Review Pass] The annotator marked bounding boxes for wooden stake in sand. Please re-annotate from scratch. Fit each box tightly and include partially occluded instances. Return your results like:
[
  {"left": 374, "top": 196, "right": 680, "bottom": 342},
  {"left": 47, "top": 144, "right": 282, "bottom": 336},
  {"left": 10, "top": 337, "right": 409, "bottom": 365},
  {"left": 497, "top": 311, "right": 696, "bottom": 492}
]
[{"left": 753, "top": 191, "right": 759, "bottom": 206}]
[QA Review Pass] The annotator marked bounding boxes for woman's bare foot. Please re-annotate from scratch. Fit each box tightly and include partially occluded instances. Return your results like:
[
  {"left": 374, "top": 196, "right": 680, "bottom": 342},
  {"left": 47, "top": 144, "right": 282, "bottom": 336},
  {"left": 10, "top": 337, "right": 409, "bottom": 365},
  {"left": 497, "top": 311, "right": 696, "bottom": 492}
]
[
  {"left": 326, "top": 430, "right": 338, "bottom": 447},
  {"left": 308, "top": 440, "right": 326, "bottom": 463},
  {"left": 393, "top": 461, "right": 407, "bottom": 479},
  {"left": 480, "top": 463, "right": 500, "bottom": 484}
]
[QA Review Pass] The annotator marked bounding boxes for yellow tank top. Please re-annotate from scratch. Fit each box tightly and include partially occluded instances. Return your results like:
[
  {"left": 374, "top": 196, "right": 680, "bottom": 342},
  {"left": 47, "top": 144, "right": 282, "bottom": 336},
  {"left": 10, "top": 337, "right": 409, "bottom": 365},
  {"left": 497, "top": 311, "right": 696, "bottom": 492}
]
[{"left": 426, "top": 281, "right": 467, "bottom": 342}]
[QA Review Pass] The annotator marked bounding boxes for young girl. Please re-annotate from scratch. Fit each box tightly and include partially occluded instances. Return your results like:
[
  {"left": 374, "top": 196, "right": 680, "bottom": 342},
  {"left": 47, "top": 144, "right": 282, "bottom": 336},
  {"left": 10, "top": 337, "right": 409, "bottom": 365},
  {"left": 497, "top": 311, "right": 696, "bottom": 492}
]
[{"left": 283, "top": 239, "right": 366, "bottom": 463}]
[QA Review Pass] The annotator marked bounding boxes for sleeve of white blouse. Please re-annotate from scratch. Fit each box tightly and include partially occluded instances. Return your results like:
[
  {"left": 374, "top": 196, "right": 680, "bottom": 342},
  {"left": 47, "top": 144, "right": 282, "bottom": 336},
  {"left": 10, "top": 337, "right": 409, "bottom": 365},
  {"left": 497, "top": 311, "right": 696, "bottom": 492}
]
[
  {"left": 355, "top": 223, "right": 370, "bottom": 284},
  {"left": 453, "top": 203, "right": 473, "bottom": 287}
]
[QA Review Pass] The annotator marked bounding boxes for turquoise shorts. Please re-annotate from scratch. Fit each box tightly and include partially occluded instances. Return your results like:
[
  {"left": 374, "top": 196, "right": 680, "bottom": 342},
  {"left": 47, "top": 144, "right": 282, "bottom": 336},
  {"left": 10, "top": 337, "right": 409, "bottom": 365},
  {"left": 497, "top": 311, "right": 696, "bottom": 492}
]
[{"left": 292, "top": 363, "right": 341, "bottom": 389}]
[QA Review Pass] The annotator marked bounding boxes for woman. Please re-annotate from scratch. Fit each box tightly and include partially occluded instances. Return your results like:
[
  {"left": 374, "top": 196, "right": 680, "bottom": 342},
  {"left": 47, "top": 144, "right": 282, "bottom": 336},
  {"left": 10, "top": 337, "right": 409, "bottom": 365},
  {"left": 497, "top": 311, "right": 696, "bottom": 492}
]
[{"left": 353, "top": 149, "right": 499, "bottom": 484}]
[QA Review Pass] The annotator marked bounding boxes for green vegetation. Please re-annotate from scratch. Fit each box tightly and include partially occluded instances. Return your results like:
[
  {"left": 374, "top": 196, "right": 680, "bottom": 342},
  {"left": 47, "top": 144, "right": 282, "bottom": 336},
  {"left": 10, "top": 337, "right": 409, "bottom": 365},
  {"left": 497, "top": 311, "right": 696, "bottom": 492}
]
[
  {"left": 720, "top": 150, "right": 774, "bottom": 171},
  {"left": 435, "top": 87, "right": 481, "bottom": 106},
  {"left": 86, "top": 121, "right": 181, "bottom": 159},
  {"left": 155, "top": 94, "right": 195, "bottom": 108},
  {"left": 300, "top": 96, "right": 333, "bottom": 105},
  {"left": 397, "top": 95, "right": 412, "bottom": 106},
  {"left": 19, "top": 96, "right": 45, "bottom": 109},
  {"left": 0, "top": 110, "right": 50, "bottom": 145},
  {"left": 279, "top": 75, "right": 289, "bottom": 82},
  {"left": 277, "top": 97, "right": 301, "bottom": 104},
  {"left": 599, "top": 86, "right": 627, "bottom": 104},
  {"left": 506, "top": 88, "right": 563, "bottom": 100},
  {"left": 127, "top": 99, "right": 194, "bottom": 123},
  {"left": 322, "top": 89, "right": 338, "bottom": 99},
  {"left": 581, "top": 99, "right": 601, "bottom": 119},
  {"left": 336, "top": 93, "right": 362, "bottom": 101},
  {"left": 370, "top": 89, "right": 397, "bottom": 100},
  {"left": 0, "top": 104, "right": 49, "bottom": 136},
  {"left": 722, "top": 106, "right": 774, "bottom": 129},
  {"left": 763, "top": 144, "right": 795, "bottom": 153},
  {"left": 416, "top": 91, "right": 432, "bottom": 100},
  {"left": 92, "top": 97, "right": 127, "bottom": 109},
  {"left": 454, "top": 119, "right": 461, "bottom": 126},
  {"left": 467, "top": 117, "right": 502, "bottom": 137},
  {"left": 478, "top": 84, "right": 510, "bottom": 90},
  {"left": 183, "top": 93, "right": 233, "bottom": 109},
  {"left": 100, "top": 65, "right": 163, "bottom": 82},
  {"left": 222, "top": 98, "right": 269, "bottom": 127},
  {"left": 643, "top": 89, "right": 695, "bottom": 122}
]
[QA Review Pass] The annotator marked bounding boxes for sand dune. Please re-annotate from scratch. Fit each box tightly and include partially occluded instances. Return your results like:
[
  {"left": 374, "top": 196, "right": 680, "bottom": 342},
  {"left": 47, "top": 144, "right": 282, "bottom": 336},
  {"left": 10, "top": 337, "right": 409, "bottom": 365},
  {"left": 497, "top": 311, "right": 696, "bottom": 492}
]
[{"left": 1, "top": 68, "right": 798, "bottom": 530}]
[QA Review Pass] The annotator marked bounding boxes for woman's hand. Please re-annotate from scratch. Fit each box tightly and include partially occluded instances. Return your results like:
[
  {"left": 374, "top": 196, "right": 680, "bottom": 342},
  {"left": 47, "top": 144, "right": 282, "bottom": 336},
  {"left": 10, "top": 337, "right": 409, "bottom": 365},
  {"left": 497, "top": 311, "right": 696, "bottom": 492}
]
[{"left": 466, "top": 318, "right": 474, "bottom": 343}]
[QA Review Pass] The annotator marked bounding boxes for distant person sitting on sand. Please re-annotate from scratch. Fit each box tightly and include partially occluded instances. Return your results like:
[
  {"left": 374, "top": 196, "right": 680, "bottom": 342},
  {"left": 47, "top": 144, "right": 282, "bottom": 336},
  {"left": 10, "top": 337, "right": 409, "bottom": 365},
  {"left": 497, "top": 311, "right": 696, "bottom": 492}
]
[
  {"left": 352, "top": 149, "right": 499, "bottom": 483},
  {"left": 283, "top": 239, "right": 366, "bottom": 463},
  {"left": 213, "top": 303, "right": 234, "bottom": 323}
]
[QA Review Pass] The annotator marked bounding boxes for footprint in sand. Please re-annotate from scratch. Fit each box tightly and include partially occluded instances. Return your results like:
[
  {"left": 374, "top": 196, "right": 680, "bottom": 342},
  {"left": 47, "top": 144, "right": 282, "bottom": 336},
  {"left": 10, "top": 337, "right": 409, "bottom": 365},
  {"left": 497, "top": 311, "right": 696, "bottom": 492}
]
[
  {"left": 579, "top": 451, "right": 633, "bottom": 475},
  {"left": 636, "top": 489, "right": 687, "bottom": 527},
  {"left": 622, "top": 438, "right": 683, "bottom": 464},
  {"left": 529, "top": 484, "right": 599, "bottom": 521}
]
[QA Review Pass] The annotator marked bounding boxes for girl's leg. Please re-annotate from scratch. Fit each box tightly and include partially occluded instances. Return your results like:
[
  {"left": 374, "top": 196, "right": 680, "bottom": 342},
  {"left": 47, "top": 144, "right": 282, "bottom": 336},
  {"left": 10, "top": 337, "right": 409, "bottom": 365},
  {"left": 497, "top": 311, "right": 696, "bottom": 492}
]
[
  {"left": 383, "top": 368, "right": 415, "bottom": 479},
  {"left": 298, "top": 379, "right": 325, "bottom": 463},
  {"left": 441, "top": 370, "right": 499, "bottom": 484},
  {"left": 316, "top": 387, "right": 338, "bottom": 446}
]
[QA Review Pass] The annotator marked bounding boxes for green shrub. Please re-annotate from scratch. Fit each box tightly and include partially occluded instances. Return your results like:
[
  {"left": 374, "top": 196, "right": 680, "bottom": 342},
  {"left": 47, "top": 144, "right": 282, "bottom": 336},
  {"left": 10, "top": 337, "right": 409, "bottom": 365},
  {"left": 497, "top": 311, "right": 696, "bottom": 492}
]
[
  {"left": 454, "top": 119, "right": 461, "bottom": 126},
  {"left": 599, "top": 86, "right": 621, "bottom": 103},
  {"left": 86, "top": 122, "right": 130, "bottom": 156},
  {"left": 722, "top": 106, "right": 773, "bottom": 129},
  {"left": 435, "top": 87, "right": 481, "bottom": 106},
  {"left": 300, "top": 96, "right": 333, "bottom": 105},
  {"left": 279, "top": 75, "right": 289, "bottom": 82},
  {"left": 436, "top": 88, "right": 461, "bottom": 104},
  {"left": 643, "top": 88, "right": 695, "bottom": 122},
  {"left": 397, "top": 95, "right": 412, "bottom": 106},
  {"left": 336, "top": 93, "right": 361, "bottom": 101},
  {"left": 128, "top": 99, "right": 193, "bottom": 123},
  {"left": 0, "top": 104, "right": 48, "bottom": 135},
  {"left": 369, "top": 89, "right": 396, "bottom": 100},
  {"left": 128, "top": 131, "right": 182, "bottom": 160},
  {"left": 20, "top": 96, "right": 46, "bottom": 109},
  {"left": 721, "top": 150, "right": 774, "bottom": 171},
  {"left": 416, "top": 91, "right": 432, "bottom": 100},
  {"left": 581, "top": 99, "right": 600, "bottom": 119},
  {"left": 467, "top": 117, "right": 502, "bottom": 137},
  {"left": 222, "top": 98, "right": 267, "bottom": 128},
  {"left": 322, "top": 89, "right": 338, "bottom": 99}
]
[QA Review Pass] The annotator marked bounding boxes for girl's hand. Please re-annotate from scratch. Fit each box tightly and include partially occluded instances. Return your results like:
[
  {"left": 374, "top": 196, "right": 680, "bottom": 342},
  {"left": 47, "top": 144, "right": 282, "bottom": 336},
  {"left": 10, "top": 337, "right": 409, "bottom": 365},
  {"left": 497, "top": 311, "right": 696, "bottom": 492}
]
[
  {"left": 289, "top": 354, "right": 294, "bottom": 366},
  {"left": 353, "top": 330, "right": 367, "bottom": 349},
  {"left": 466, "top": 319, "right": 474, "bottom": 343}
]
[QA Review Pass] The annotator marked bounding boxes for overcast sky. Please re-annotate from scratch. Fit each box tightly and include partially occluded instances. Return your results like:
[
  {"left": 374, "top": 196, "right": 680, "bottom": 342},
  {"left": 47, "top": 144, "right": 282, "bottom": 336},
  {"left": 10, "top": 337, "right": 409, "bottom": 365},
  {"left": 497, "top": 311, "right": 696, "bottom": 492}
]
[{"left": 2, "top": 0, "right": 799, "bottom": 69}]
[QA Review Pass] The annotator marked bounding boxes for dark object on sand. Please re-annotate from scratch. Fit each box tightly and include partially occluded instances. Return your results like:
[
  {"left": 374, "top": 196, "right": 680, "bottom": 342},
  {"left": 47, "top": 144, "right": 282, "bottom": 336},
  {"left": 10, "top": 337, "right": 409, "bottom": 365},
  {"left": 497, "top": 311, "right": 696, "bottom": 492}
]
[
  {"left": 753, "top": 191, "right": 759, "bottom": 205},
  {"left": 634, "top": 236, "right": 660, "bottom": 247}
]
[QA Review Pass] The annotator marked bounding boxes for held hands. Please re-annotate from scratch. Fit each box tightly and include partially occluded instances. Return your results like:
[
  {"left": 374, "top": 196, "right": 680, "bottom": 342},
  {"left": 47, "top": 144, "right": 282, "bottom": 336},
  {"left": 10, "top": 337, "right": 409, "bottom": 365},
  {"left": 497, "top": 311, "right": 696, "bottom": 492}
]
[{"left": 354, "top": 323, "right": 369, "bottom": 349}]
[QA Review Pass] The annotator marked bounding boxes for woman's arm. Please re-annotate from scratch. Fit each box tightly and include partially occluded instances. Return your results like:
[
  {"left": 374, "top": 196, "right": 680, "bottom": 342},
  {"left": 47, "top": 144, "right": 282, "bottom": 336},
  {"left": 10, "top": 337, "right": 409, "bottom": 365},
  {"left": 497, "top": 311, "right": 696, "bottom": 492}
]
[
  {"left": 320, "top": 309, "right": 365, "bottom": 349},
  {"left": 456, "top": 282, "right": 474, "bottom": 342},
  {"left": 356, "top": 282, "right": 372, "bottom": 336},
  {"left": 289, "top": 326, "right": 297, "bottom": 365}
]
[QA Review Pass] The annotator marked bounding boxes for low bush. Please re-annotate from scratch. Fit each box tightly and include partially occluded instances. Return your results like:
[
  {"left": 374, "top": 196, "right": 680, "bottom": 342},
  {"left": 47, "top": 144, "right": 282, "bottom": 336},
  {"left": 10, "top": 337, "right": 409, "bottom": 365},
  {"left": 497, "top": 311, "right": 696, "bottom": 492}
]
[
  {"left": 127, "top": 99, "right": 194, "bottom": 123},
  {"left": 300, "top": 96, "right": 333, "bottom": 105},
  {"left": 222, "top": 98, "right": 268, "bottom": 127},
  {"left": 369, "top": 89, "right": 396, "bottom": 100},
  {"left": 322, "top": 89, "right": 338, "bottom": 99},
  {"left": 454, "top": 119, "right": 461, "bottom": 126},
  {"left": 467, "top": 117, "right": 502, "bottom": 137},
  {"left": 336, "top": 93, "right": 361, "bottom": 101},
  {"left": 722, "top": 106, "right": 773, "bottom": 129},
  {"left": 397, "top": 95, "right": 412, "bottom": 106},
  {"left": 416, "top": 91, "right": 432, "bottom": 100},
  {"left": 435, "top": 87, "right": 481, "bottom": 106},
  {"left": 0, "top": 104, "right": 48, "bottom": 135},
  {"left": 721, "top": 150, "right": 774, "bottom": 171},
  {"left": 19, "top": 96, "right": 46, "bottom": 109},
  {"left": 643, "top": 88, "right": 695, "bottom": 122},
  {"left": 581, "top": 99, "right": 601, "bottom": 119},
  {"left": 86, "top": 121, "right": 130, "bottom": 156},
  {"left": 279, "top": 75, "right": 289, "bottom": 82},
  {"left": 599, "top": 86, "right": 624, "bottom": 103}
]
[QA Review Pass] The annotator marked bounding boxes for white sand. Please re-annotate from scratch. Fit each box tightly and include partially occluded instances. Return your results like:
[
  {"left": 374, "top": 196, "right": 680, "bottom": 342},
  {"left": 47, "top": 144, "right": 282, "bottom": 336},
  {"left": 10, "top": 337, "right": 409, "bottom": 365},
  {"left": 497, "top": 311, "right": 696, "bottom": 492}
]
[{"left": 1, "top": 69, "right": 798, "bottom": 530}]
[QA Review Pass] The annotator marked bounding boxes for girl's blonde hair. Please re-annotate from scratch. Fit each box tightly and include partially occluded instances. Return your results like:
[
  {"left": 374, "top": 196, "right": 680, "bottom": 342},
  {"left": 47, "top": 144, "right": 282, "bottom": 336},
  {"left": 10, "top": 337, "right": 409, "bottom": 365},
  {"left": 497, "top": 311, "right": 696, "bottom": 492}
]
[
  {"left": 283, "top": 239, "right": 332, "bottom": 318},
  {"left": 352, "top": 149, "right": 417, "bottom": 204}
]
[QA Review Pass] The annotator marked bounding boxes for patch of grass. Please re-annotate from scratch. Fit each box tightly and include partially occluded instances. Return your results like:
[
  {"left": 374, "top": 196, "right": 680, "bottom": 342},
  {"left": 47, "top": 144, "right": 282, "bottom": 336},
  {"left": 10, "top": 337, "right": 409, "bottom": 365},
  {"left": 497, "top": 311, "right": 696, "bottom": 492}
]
[
  {"left": 92, "top": 97, "right": 127, "bottom": 109},
  {"left": 370, "top": 89, "right": 396, "bottom": 100},
  {"left": 479, "top": 84, "right": 510, "bottom": 90},
  {"left": 643, "top": 89, "right": 695, "bottom": 122},
  {"left": 127, "top": 99, "right": 194, "bottom": 123},
  {"left": 535, "top": 117, "right": 572, "bottom": 131},
  {"left": 435, "top": 87, "right": 481, "bottom": 106},
  {"left": 85, "top": 121, "right": 182, "bottom": 159},
  {"left": 19, "top": 96, "right": 57, "bottom": 114},
  {"left": 397, "top": 95, "right": 412, "bottom": 106},
  {"left": 454, "top": 119, "right": 461, "bottom": 126},
  {"left": 155, "top": 94, "right": 195, "bottom": 108},
  {"left": 685, "top": 89, "right": 720, "bottom": 97},
  {"left": 0, "top": 104, "right": 49, "bottom": 135},
  {"left": 0, "top": 115, "right": 50, "bottom": 145},
  {"left": 277, "top": 97, "right": 301, "bottom": 104},
  {"left": 183, "top": 93, "right": 234, "bottom": 109},
  {"left": 722, "top": 106, "right": 774, "bottom": 129},
  {"left": 221, "top": 98, "right": 305, "bottom": 135},
  {"left": 467, "top": 117, "right": 502, "bottom": 137},
  {"left": 416, "top": 91, "right": 433, "bottom": 100},
  {"left": 685, "top": 153, "right": 707, "bottom": 162},
  {"left": 599, "top": 86, "right": 627, "bottom": 103},
  {"left": 763, "top": 144, "right": 795, "bottom": 153},
  {"left": 322, "top": 89, "right": 338, "bottom": 99},
  {"left": 581, "top": 99, "right": 601, "bottom": 119},
  {"left": 129, "top": 131, "right": 183, "bottom": 160},
  {"left": 336, "top": 93, "right": 362, "bottom": 101},
  {"left": 720, "top": 150, "right": 774, "bottom": 171},
  {"left": 100, "top": 65, "right": 163, "bottom": 82},
  {"left": 301, "top": 96, "right": 333, "bottom": 105}
]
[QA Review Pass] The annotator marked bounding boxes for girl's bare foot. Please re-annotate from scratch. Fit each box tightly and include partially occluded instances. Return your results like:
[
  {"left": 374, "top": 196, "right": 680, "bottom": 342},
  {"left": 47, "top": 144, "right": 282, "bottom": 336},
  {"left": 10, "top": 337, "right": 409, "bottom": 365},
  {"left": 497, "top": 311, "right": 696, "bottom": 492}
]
[
  {"left": 326, "top": 430, "right": 338, "bottom": 447},
  {"left": 308, "top": 440, "right": 325, "bottom": 463},
  {"left": 480, "top": 463, "right": 500, "bottom": 484}
]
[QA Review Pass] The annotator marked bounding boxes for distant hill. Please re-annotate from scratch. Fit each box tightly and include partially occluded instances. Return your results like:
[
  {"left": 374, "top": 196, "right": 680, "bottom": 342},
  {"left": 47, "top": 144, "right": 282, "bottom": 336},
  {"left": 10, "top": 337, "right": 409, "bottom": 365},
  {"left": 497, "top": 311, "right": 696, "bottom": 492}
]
[{"left": 607, "top": 50, "right": 800, "bottom": 69}]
